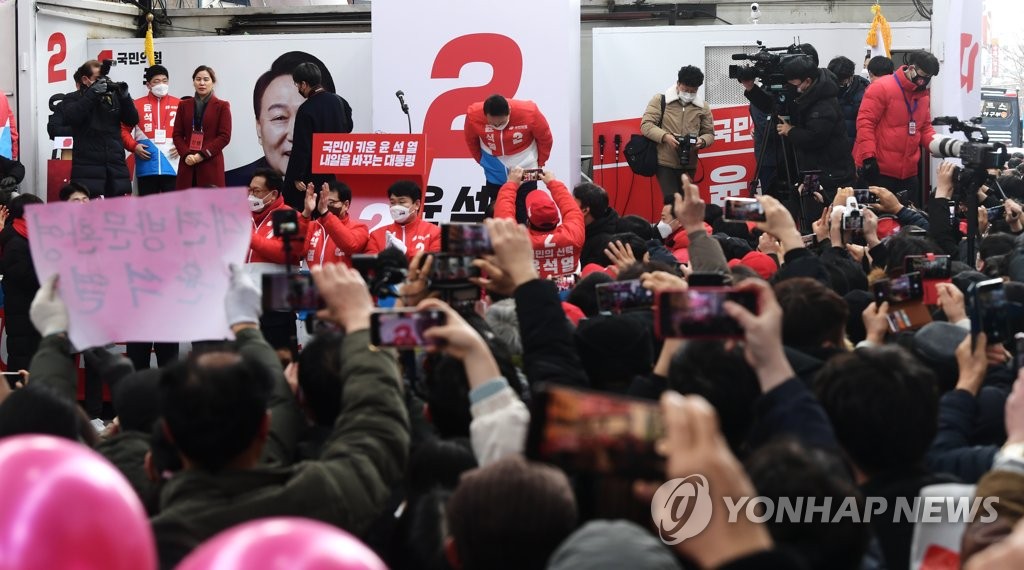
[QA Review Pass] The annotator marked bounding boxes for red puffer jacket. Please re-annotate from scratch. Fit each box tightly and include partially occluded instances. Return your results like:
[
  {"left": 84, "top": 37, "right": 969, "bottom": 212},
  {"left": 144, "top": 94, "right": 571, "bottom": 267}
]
[{"left": 854, "top": 67, "right": 936, "bottom": 180}]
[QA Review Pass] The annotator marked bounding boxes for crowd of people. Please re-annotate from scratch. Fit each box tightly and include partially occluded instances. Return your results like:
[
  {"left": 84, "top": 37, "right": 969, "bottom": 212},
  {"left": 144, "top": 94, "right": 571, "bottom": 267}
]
[{"left": 5, "top": 45, "right": 1024, "bottom": 570}]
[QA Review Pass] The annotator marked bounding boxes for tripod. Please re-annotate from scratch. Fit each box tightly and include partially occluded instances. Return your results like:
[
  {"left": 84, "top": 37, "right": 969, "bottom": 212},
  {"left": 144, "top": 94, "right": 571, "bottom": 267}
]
[{"left": 748, "top": 98, "right": 808, "bottom": 232}]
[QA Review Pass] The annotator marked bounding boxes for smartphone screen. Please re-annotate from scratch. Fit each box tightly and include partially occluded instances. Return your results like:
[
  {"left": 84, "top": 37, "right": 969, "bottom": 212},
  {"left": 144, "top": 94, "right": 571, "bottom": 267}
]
[
  {"left": 370, "top": 309, "right": 447, "bottom": 349},
  {"left": 802, "top": 171, "right": 821, "bottom": 195},
  {"left": 522, "top": 168, "right": 544, "bottom": 182},
  {"left": 431, "top": 253, "right": 482, "bottom": 283},
  {"left": 903, "top": 256, "right": 952, "bottom": 280},
  {"left": 723, "top": 198, "right": 766, "bottom": 223},
  {"left": 853, "top": 188, "right": 879, "bottom": 204},
  {"left": 526, "top": 383, "right": 664, "bottom": 478},
  {"left": 972, "top": 279, "right": 1010, "bottom": 343},
  {"left": 987, "top": 205, "right": 1006, "bottom": 221},
  {"left": 595, "top": 279, "right": 654, "bottom": 314},
  {"left": 1015, "top": 332, "right": 1024, "bottom": 370},
  {"left": 656, "top": 287, "right": 758, "bottom": 339},
  {"left": 873, "top": 272, "right": 924, "bottom": 305},
  {"left": 262, "top": 272, "right": 323, "bottom": 312},
  {"left": 441, "top": 223, "right": 493, "bottom": 256}
]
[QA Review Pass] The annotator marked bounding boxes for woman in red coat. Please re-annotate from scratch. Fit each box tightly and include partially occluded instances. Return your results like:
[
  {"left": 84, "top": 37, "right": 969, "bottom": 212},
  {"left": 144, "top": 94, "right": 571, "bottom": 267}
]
[{"left": 173, "top": 65, "right": 232, "bottom": 189}]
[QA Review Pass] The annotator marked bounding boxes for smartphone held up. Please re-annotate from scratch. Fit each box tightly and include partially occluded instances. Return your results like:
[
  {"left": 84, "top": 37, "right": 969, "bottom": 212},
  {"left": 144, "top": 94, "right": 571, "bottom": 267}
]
[{"left": 655, "top": 287, "right": 757, "bottom": 339}]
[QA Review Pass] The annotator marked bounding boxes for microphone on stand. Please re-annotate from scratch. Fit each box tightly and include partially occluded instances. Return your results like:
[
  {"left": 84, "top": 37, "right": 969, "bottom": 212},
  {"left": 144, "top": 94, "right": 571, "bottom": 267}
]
[{"left": 396, "top": 90, "right": 412, "bottom": 134}]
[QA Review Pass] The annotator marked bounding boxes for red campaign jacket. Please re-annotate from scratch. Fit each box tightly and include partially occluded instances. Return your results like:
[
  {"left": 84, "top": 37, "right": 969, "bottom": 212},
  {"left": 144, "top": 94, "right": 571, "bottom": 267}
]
[
  {"left": 463, "top": 99, "right": 553, "bottom": 169},
  {"left": 248, "top": 196, "right": 308, "bottom": 265},
  {"left": 120, "top": 93, "right": 181, "bottom": 152},
  {"left": 854, "top": 67, "right": 937, "bottom": 180},
  {"left": 494, "top": 179, "right": 585, "bottom": 279},
  {"left": 304, "top": 213, "right": 370, "bottom": 268},
  {"left": 366, "top": 217, "right": 441, "bottom": 261}
]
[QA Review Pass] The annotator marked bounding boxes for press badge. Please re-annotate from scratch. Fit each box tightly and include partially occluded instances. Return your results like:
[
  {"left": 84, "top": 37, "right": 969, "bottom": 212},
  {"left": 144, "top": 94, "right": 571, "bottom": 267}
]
[
  {"left": 908, "top": 121, "right": 917, "bottom": 136},
  {"left": 189, "top": 132, "right": 204, "bottom": 151}
]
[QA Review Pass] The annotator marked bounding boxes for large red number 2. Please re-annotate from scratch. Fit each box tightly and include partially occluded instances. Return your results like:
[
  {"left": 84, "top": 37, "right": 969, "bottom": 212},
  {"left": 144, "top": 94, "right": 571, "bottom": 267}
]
[
  {"left": 423, "top": 33, "right": 523, "bottom": 160},
  {"left": 47, "top": 33, "right": 67, "bottom": 84}
]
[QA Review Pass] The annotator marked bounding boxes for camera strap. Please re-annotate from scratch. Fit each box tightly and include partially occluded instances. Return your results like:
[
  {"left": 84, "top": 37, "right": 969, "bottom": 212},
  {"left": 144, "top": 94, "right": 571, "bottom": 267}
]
[{"left": 895, "top": 75, "right": 918, "bottom": 135}]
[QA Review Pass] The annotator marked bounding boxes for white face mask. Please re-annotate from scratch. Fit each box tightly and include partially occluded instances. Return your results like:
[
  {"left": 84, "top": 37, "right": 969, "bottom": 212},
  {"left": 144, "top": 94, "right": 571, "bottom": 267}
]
[
  {"left": 679, "top": 92, "right": 696, "bottom": 104},
  {"left": 656, "top": 221, "right": 674, "bottom": 239},
  {"left": 150, "top": 84, "right": 170, "bottom": 98},
  {"left": 248, "top": 194, "right": 267, "bottom": 212},
  {"left": 390, "top": 205, "right": 413, "bottom": 224}
]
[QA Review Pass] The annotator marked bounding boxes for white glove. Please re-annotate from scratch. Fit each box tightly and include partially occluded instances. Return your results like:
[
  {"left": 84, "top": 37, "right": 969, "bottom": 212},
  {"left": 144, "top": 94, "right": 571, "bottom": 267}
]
[
  {"left": 385, "top": 231, "right": 408, "bottom": 254},
  {"left": 225, "top": 264, "right": 262, "bottom": 326},
  {"left": 30, "top": 274, "right": 69, "bottom": 337}
]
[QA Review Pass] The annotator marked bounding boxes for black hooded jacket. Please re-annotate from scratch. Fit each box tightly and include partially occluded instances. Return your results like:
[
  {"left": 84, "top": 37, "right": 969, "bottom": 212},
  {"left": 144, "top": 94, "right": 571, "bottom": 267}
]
[{"left": 786, "top": 69, "right": 855, "bottom": 189}]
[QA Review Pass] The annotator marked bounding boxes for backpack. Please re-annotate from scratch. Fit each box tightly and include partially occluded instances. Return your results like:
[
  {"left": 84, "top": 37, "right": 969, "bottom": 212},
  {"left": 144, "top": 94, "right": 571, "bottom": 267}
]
[{"left": 624, "top": 95, "right": 665, "bottom": 177}]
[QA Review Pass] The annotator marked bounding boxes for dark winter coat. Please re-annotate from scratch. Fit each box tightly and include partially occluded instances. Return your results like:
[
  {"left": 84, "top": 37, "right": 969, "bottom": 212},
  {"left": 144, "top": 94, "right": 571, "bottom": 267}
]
[
  {"left": 0, "top": 226, "right": 40, "bottom": 371},
  {"left": 837, "top": 74, "right": 870, "bottom": 142},
  {"left": 59, "top": 85, "right": 139, "bottom": 197},
  {"left": 283, "top": 90, "right": 354, "bottom": 210},
  {"left": 785, "top": 69, "right": 856, "bottom": 189}
]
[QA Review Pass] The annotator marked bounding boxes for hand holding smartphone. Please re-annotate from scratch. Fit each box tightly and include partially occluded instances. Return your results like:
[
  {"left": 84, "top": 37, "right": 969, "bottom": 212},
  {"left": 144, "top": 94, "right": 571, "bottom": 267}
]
[
  {"left": 370, "top": 309, "right": 447, "bottom": 349},
  {"left": 655, "top": 287, "right": 758, "bottom": 339},
  {"left": 723, "top": 198, "right": 766, "bottom": 223},
  {"left": 526, "top": 384, "right": 664, "bottom": 478},
  {"left": 522, "top": 168, "right": 545, "bottom": 182}
]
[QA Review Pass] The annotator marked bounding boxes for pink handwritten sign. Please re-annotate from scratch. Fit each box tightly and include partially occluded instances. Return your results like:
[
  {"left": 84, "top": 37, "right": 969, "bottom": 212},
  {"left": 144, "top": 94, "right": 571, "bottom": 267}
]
[{"left": 27, "top": 188, "right": 252, "bottom": 349}]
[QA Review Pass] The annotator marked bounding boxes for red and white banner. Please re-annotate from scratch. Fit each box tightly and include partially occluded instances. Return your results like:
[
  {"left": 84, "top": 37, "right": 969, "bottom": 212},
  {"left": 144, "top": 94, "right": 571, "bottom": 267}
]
[
  {"left": 931, "top": 0, "right": 984, "bottom": 127},
  {"left": 371, "top": 0, "right": 581, "bottom": 223}
]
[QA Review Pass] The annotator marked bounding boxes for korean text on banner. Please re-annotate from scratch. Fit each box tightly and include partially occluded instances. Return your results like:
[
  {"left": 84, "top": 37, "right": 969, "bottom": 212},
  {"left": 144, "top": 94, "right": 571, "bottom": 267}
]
[{"left": 26, "top": 188, "right": 252, "bottom": 349}]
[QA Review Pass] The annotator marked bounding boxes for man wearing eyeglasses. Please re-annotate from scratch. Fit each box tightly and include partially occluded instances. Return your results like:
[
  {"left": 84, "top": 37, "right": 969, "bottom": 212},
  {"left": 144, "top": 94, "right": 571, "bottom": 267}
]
[{"left": 854, "top": 50, "right": 940, "bottom": 206}]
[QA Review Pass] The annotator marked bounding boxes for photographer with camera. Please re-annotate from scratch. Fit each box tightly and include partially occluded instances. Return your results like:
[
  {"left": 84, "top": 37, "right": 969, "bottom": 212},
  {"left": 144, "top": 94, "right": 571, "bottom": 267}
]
[
  {"left": 640, "top": 66, "right": 715, "bottom": 205},
  {"left": 775, "top": 56, "right": 855, "bottom": 223},
  {"left": 854, "top": 50, "right": 939, "bottom": 206},
  {"left": 58, "top": 60, "right": 139, "bottom": 198}
]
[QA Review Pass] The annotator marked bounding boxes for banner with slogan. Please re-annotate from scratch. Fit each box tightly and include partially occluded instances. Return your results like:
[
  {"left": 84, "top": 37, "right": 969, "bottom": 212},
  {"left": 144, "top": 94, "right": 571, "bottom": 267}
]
[
  {"left": 371, "top": 0, "right": 581, "bottom": 223},
  {"left": 26, "top": 188, "right": 252, "bottom": 350},
  {"left": 313, "top": 133, "right": 430, "bottom": 232}
]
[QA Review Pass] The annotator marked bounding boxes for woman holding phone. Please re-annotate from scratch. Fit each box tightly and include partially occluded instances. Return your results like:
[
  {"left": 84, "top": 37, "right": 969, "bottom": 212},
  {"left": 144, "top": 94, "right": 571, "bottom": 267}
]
[{"left": 173, "top": 65, "right": 232, "bottom": 189}]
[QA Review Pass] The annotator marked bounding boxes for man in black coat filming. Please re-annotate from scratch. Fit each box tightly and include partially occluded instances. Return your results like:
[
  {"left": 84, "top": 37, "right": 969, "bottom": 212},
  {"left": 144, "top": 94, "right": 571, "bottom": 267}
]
[
  {"left": 283, "top": 61, "right": 354, "bottom": 210},
  {"left": 59, "top": 60, "right": 139, "bottom": 198},
  {"left": 774, "top": 55, "right": 855, "bottom": 224}
]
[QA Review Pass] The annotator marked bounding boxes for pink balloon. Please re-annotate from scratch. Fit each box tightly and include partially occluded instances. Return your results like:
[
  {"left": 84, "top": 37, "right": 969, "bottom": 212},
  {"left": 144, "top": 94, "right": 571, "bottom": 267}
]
[
  {"left": 177, "top": 518, "right": 388, "bottom": 570},
  {"left": 0, "top": 435, "right": 156, "bottom": 570}
]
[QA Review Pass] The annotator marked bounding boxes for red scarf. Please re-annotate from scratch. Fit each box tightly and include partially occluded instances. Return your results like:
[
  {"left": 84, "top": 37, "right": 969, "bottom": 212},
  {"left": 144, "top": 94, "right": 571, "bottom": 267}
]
[{"left": 12, "top": 218, "right": 28, "bottom": 239}]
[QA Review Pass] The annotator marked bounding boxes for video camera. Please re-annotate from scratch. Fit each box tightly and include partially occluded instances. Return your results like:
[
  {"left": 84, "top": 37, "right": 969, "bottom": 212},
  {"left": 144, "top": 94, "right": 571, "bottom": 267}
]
[
  {"left": 94, "top": 59, "right": 130, "bottom": 104},
  {"left": 930, "top": 116, "right": 1008, "bottom": 171},
  {"left": 729, "top": 41, "right": 811, "bottom": 93}
]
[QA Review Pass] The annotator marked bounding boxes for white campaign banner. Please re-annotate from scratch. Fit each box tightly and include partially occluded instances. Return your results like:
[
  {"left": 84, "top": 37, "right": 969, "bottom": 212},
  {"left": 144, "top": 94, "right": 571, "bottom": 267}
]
[
  {"left": 931, "top": 0, "right": 984, "bottom": 124},
  {"left": 87, "top": 34, "right": 372, "bottom": 188},
  {"left": 371, "top": 0, "right": 581, "bottom": 223}
]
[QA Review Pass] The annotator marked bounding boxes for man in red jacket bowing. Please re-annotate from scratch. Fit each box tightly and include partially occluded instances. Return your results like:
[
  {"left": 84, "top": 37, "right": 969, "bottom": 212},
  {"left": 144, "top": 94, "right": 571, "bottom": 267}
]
[
  {"left": 854, "top": 50, "right": 939, "bottom": 207},
  {"left": 366, "top": 180, "right": 441, "bottom": 260},
  {"left": 301, "top": 180, "right": 369, "bottom": 268},
  {"left": 494, "top": 167, "right": 584, "bottom": 280}
]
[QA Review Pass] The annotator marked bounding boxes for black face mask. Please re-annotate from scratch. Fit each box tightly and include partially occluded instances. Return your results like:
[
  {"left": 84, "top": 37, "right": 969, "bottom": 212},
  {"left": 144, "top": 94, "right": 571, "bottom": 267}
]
[{"left": 908, "top": 68, "right": 931, "bottom": 91}]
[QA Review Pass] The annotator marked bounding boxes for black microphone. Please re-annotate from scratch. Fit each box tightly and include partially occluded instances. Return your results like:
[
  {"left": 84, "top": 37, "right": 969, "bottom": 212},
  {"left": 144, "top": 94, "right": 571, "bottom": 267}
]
[
  {"left": 598, "top": 134, "right": 606, "bottom": 159},
  {"left": 731, "top": 53, "right": 751, "bottom": 60},
  {"left": 931, "top": 116, "right": 957, "bottom": 126},
  {"left": 395, "top": 90, "right": 410, "bottom": 115},
  {"left": 613, "top": 134, "right": 622, "bottom": 162}
]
